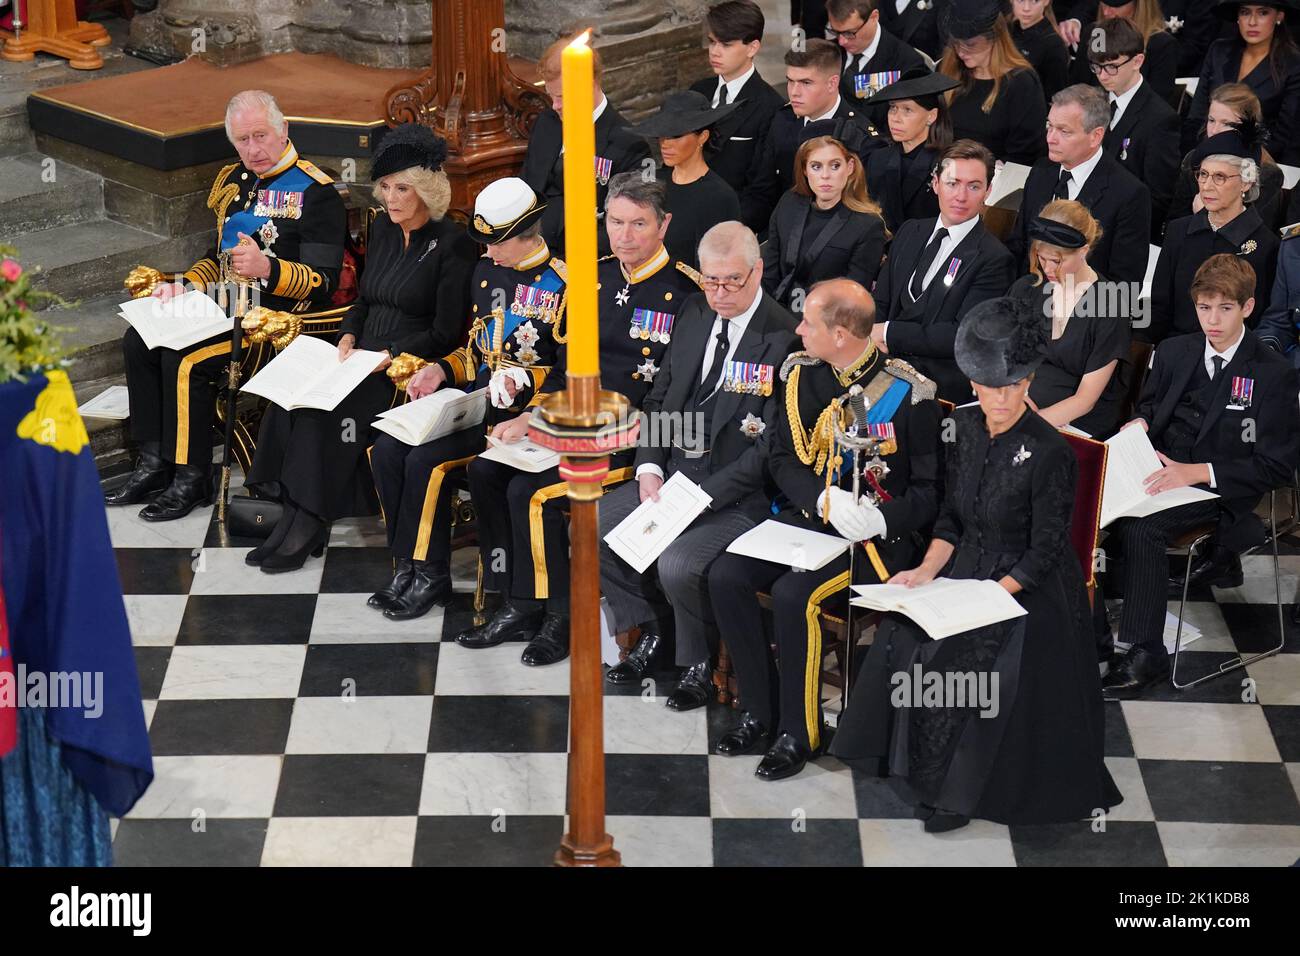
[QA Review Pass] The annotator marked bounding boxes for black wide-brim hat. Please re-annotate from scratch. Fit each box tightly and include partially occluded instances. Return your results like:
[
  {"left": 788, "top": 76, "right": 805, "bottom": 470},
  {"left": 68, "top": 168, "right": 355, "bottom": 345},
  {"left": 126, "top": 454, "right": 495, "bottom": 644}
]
[
  {"left": 864, "top": 67, "right": 959, "bottom": 104},
  {"left": 955, "top": 295, "right": 1048, "bottom": 387},
  {"left": 941, "top": 0, "right": 1010, "bottom": 41},
  {"left": 372, "top": 122, "right": 449, "bottom": 181},
  {"left": 1213, "top": 0, "right": 1298, "bottom": 20},
  {"left": 628, "top": 90, "right": 742, "bottom": 139}
]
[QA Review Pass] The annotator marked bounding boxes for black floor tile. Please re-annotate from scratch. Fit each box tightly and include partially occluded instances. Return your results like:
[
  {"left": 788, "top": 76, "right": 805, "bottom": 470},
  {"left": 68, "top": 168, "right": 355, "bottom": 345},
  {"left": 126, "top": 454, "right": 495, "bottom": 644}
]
[
  {"left": 175, "top": 594, "right": 317, "bottom": 645},
  {"left": 115, "top": 548, "right": 196, "bottom": 594},
  {"left": 427, "top": 695, "right": 569, "bottom": 753},
  {"left": 1009, "top": 821, "right": 1167, "bottom": 866},
  {"left": 273, "top": 754, "right": 425, "bottom": 816},
  {"left": 851, "top": 771, "right": 916, "bottom": 819},
  {"left": 112, "top": 819, "right": 268, "bottom": 867},
  {"left": 1218, "top": 602, "right": 1300, "bottom": 654},
  {"left": 413, "top": 815, "right": 565, "bottom": 867},
  {"left": 320, "top": 547, "right": 398, "bottom": 595},
  {"left": 1142, "top": 651, "right": 1258, "bottom": 703},
  {"left": 134, "top": 646, "right": 172, "bottom": 700},
  {"left": 606, "top": 754, "right": 710, "bottom": 816},
  {"left": 1262, "top": 705, "right": 1300, "bottom": 762},
  {"left": 1139, "top": 759, "right": 1300, "bottom": 825},
  {"left": 1103, "top": 701, "right": 1134, "bottom": 758},
  {"left": 712, "top": 818, "right": 862, "bottom": 866},
  {"left": 148, "top": 699, "right": 295, "bottom": 756},
  {"left": 297, "top": 643, "right": 439, "bottom": 696}
]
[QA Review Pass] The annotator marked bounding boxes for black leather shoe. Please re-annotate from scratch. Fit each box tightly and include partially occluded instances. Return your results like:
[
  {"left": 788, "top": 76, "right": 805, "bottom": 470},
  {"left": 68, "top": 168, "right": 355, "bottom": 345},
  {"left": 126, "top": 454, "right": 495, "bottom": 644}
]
[
  {"left": 716, "top": 711, "right": 772, "bottom": 756},
  {"left": 138, "top": 465, "right": 212, "bottom": 521},
  {"left": 924, "top": 810, "right": 970, "bottom": 833},
  {"left": 383, "top": 561, "right": 452, "bottom": 620},
  {"left": 521, "top": 613, "right": 569, "bottom": 666},
  {"left": 755, "top": 732, "right": 818, "bottom": 781},
  {"left": 665, "top": 661, "right": 713, "bottom": 711},
  {"left": 1102, "top": 645, "right": 1170, "bottom": 700},
  {"left": 105, "top": 444, "right": 171, "bottom": 506},
  {"left": 606, "top": 624, "right": 670, "bottom": 685},
  {"left": 913, "top": 803, "right": 936, "bottom": 821},
  {"left": 1169, "top": 547, "right": 1243, "bottom": 594},
  {"left": 456, "top": 602, "right": 543, "bottom": 649},
  {"left": 245, "top": 502, "right": 296, "bottom": 567},
  {"left": 368, "top": 558, "right": 415, "bottom": 610},
  {"left": 260, "top": 524, "right": 328, "bottom": 574}
]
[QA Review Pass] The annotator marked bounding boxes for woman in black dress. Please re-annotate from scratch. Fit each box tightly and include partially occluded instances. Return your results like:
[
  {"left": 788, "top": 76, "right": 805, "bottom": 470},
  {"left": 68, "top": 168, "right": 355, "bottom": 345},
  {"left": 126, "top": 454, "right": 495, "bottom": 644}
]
[
  {"left": 762, "top": 135, "right": 888, "bottom": 311},
  {"left": 244, "top": 125, "right": 477, "bottom": 572},
  {"left": 830, "top": 295, "right": 1121, "bottom": 832},
  {"left": 1011, "top": 0, "right": 1071, "bottom": 100},
  {"left": 1168, "top": 81, "right": 1285, "bottom": 229},
  {"left": 939, "top": 0, "right": 1049, "bottom": 164},
  {"left": 864, "top": 68, "right": 958, "bottom": 232},
  {"left": 628, "top": 90, "right": 742, "bottom": 270},
  {"left": 1065, "top": 0, "right": 1180, "bottom": 105},
  {"left": 1010, "top": 201, "right": 1130, "bottom": 437},
  {"left": 1183, "top": 0, "right": 1300, "bottom": 164},
  {"left": 1150, "top": 124, "right": 1279, "bottom": 341}
]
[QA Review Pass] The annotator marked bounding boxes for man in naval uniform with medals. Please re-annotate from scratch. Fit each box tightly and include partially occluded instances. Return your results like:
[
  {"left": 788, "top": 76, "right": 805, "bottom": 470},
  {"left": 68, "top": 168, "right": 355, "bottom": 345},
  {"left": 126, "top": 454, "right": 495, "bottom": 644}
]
[
  {"left": 108, "top": 90, "right": 347, "bottom": 521},
  {"left": 708, "top": 278, "right": 943, "bottom": 781},
  {"left": 454, "top": 173, "right": 701, "bottom": 666}
]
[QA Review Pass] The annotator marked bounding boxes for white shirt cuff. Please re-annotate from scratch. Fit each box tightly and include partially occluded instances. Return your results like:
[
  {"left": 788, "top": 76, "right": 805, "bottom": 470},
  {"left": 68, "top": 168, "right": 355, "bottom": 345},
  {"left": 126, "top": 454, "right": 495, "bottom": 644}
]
[
  {"left": 635, "top": 463, "right": 665, "bottom": 481},
  {"left": 1206, "top": 464, "right": 1216, "bottom": 489}
]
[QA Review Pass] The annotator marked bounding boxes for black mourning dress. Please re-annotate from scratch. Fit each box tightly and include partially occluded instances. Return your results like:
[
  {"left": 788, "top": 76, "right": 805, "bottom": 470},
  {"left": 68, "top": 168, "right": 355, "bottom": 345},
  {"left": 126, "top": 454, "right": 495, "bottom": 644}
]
[
  {"left": 246, "top": 213, "right": 477, "bottom": 520},
  {"left": 947, "top": 68, "right": 1048, "bottom": 165},
  {"left": 866, "top": 141, "right": 940, "bottom": 233},
  {"left": 1010, "top": 273, "right": 1131, "bottom": 438},
  {"left": 830, "top": 407, "right": 1122, "bottom": 824},
  {"left": 661, "top": 167, "right": 741, "bottom": 270}
]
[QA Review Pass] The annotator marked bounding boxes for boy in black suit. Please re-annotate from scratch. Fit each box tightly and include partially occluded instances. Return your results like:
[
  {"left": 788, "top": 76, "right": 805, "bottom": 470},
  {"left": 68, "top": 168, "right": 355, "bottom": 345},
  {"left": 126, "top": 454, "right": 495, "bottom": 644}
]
[
  {"left": 689, "top": 1, "right": 786, "bottom": 195},
  {"left": 1090, "top": 17, "right": 1181, "bottom": 241},
  {"left": 1103, "top": 255, "right": 1300, "bottom": 699}
]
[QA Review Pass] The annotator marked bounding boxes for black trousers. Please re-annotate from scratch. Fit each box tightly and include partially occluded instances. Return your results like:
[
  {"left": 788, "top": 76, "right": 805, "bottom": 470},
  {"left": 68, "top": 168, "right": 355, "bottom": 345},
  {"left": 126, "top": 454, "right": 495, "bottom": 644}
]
[
  {"left": 466, "top": 456, "right": 568, "bottom": 604},
  {"left": 370, "top": 427, "right": 486, "bottom": 565},
  {"left": 122, "top": 326, "right": 258, "bottom": 469},
  {"left": 1112, "top": 498, "right": 1223, "bottom": 652}
]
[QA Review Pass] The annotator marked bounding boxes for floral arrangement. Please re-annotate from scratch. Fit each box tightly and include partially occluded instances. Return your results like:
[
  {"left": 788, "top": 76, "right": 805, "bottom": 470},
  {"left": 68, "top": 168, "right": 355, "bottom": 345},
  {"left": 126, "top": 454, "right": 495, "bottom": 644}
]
[{"left": 0, "top": 245, "right": 68, "bottom": 385}]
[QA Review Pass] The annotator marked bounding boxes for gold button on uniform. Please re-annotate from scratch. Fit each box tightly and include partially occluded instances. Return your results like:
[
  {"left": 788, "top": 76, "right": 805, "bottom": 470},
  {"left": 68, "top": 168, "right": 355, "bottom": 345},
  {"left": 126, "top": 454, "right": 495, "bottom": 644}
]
[
  {"left": 665, "top": 293, "right": 673, "bottom": 301},
  {"left": 632, "top": 372, "right": 640, "bottom": 380},
  {"left": 480, "top": 280, "right": 488, "bottom": 288},
  {"left": 641, "top": 347, "right": 651, "bottom": 356}
]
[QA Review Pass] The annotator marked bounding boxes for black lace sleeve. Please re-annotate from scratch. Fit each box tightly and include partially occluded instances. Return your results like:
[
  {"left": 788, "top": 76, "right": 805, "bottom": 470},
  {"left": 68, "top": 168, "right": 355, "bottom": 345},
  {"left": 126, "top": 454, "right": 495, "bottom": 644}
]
[
  {"left": 931, "top": 414, "right": 962, "bottom": 546},
  {"left": 1006, "top": 439, "right": 1076, "bottom": 592}
]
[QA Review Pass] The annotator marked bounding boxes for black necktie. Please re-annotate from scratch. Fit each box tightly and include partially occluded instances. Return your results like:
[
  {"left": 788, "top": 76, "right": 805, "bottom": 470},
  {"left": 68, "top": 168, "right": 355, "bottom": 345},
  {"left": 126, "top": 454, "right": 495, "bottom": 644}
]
[
  {"left": 1053, "top": 169, "right": 1072, "bottom": 200},
  {"left": 909, "top": 227, "right": 949, "bottom": 300},
  {"left": 713, "top": 77, "right": 727, "bottom": 108},
  {"left": 1109, "top": 99, "right": 1118, "bottom": 126},
  {"left": 1210, "top": 355, "right": 1225, "bottom": 380},
  {"left": 696, "top": 320, "right": 731, "bottom": 405}
]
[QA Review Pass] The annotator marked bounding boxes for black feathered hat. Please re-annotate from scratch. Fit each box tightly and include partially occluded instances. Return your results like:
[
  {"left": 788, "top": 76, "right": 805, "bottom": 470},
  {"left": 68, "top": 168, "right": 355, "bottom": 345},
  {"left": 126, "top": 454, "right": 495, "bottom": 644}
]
[
  {"left": 955, "top": 295, "right": 1048, "bottom": 387},
  {"left": 1191, "top": 116, "right": 1266, "bottom": 167},
  {"left": 372, "top": 123, "right": 449, "bottom": 180},
  {"left": 941, "top": 0, "right": 1010, "bottom": 42}
]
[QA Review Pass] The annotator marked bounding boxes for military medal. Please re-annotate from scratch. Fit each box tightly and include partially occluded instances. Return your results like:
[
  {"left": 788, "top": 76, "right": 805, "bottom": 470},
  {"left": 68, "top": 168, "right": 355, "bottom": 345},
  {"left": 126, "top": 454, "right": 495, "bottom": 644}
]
[
  {"left": 595, "top": 156, "right": 614, "bottom": 185},
  {"left": 630, "top": 307, "right": 675, "bottom": 344},
  {"left": 1227, "top": 375, "right": 1254, "bottom": 410},
  {"left": 637, "top": 358, "right": 660, "bottom": 382},
  {"left": 514, "top": 283, "right": 560, "bottom": 319},
  {"left": 943, "top": 258, "right": 961, "bottom": 286},
  {"left": 615, "top": 285, "right": 630, "bottom": 307},
  {"left": 724, "top": 360, "right": 774, "bottom": 395},
  {"left": 1120, "top": 137, "right": 1130, "bottom": 162},
  {"left": 740, "top": 413, "right": 765, "bottom": 438}
]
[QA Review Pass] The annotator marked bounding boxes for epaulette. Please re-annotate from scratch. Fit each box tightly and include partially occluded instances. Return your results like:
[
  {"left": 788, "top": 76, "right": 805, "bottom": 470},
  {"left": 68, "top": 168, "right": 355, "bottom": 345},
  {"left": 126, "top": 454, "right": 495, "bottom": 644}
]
[
  {"left": 885, "top": 358, "right": 937, "bottom": 403},
  {"left": 598, "top": 254, "right": 618, "bottom": 262},
  {"left": 675, "top": 261, "right": 703, "bottom": 288},
  {"left": 215, "top": 162, "right": 240, "bottom": 188},
  {"left": 549, "top": 257, "right": 568, "bottom": 281},
  {"left": 1281, "top": 221, "right": 1300, "bottom": 241},
  {"left": 296, "top": 158, "right": 333, "bottom": 185},
  {"left": 779, "top": 350, "right": 823, "bottom": 382}
]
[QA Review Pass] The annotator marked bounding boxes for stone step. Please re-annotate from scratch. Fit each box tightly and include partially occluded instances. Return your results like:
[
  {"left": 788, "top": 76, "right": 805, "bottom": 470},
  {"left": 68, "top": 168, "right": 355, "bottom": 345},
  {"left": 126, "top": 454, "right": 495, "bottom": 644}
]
[
  {"left": 8, "top": 218, "right": 207, "bottom": 309},
  {"left": 0, "top": 150, "right": 104, "bottom": 236},
  {"left": 51, "top": 291, "right": 132, "bottom": 385},
  {"left": 0, "top": 96, "right": 34, "bottom": 157}
]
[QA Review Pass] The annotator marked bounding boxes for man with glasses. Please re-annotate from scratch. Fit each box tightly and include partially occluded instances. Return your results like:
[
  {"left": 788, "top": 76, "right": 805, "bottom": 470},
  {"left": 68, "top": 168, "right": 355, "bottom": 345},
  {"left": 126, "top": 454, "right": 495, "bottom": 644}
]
[
  {"left": 598, "top": 221, "right": 799, "bottom": 710},
  {"left": 1006, "top": 84, "right": 1151, "bottom": 283},
  {"left": 826, "top": 0, "right": 927, "bottom": 117},
  {"left": 1087, "top": 17, "right": 1180, "bottom": 240},
  {"left": 868, "top": 139, "right": 1016, "bottom": 403}
]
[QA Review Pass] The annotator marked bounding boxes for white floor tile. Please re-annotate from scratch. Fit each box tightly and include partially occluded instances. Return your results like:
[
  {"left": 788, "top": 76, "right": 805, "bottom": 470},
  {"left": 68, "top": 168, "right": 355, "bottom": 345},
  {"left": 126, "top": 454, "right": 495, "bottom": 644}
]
[
  {"left": 123, "top": 594, "right": 189, "bottom": 647},
  {"left": 1157, "top": 822, "right": 1300, "bottom": 866},
  {"left": 432, "top": 642, "right": 570, "bottom": 696},
  {"left": 858, "top": 818, "right": 1017, "bottom": 866},
  {"left": 127, "top": 755, "right": 281, "bottom": 819},
  {"left": 419, "top": 752, "right": 568, "bottom": 816},
  {"left": 285, "top": 696, "right": 434, "bottom": 754},
  {"left": 604, "top": 696, "right": 708, "bottom": 755},
  {"left": 159, "top": 645, "right": 307, "bottom": 699},
  {"left": 261, "top": 816, "right": 418, "bottom": 866},
  {"left": 1120, "top": 701, "right": 1281, "bottom": 762},
  {"left": 187, "top": 546, "right": 324, "bottom": 595},
  {"left": 308, "top": 593, "right": 442, "bottom": 645},
  {"left": 707, "top": 753, "right": 858, "bottom": 819},
  {"left": 605, "top": 816, "right": 713, "bottom": 866}
]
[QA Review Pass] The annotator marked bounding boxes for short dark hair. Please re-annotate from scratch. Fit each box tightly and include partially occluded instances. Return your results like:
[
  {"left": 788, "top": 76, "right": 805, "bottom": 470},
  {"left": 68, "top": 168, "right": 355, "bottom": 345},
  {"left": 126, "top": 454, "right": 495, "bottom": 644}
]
[
  {"left": 605, "top": 171, "right": 669, "bottom": 224},
  {"left": 1190, "top": 254, "right": 1256, "bottom": 307},
  {"left": 1086, "top": 17, "right": 1146, "bottom": 63},
  {"left": 706, "top": 0, "right": 765, "bottom": 44},
  {"left": 936, "top": 139, "right": 995, "bottom": 188},
  {"left": 785, "top": 38, "right": 843, "bottom": 74},
  {"left": 826, "top": 0, "right": 877, "bottom": 21}
]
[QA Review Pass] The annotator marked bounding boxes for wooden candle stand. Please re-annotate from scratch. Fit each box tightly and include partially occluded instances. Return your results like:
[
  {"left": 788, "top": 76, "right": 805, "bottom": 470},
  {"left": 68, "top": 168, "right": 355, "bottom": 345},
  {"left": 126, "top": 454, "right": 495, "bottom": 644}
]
[{"left": 1, "top": 0, "right": 111, "bottom": 70}]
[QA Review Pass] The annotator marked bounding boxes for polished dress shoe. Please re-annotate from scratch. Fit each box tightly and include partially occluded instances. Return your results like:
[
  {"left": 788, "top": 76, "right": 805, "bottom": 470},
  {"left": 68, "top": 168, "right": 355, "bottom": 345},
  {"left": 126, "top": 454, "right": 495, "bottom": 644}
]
[
  {"left": 260, "top": 510, "right": 328, "bottom": 574},
  {"left": 384, "top": 561, "right": 452, "bottom": 620},
  {"left": 1101, "top": 645, "right": 1170, "bottom": 700},
  {"left": 755, "top": 732, "right": 818, "bottom": 781},
  {"left": 924, "top": 810, "right": 970, "bottom": 833},
  {"left": 716, "top": 711, "right": 772, "bottom": 756},
  {"left": 368, "top": 558, "right": 415, "bottom": 610},
  {"left": 456, "top": 601, "right": 543, "bottom": 649},
  {"left": 139, "top": 466, "right": 212, "bottom": 522},
  {"left": 1169, "top": 547, "right": 1243, "bottom": 594},
  {"left": 521, "top": 613, "right": 569, "bottom": 666},
  {"left": 606, "top": 625, "right": 669, "bottom": 685},
  {"left": 665, "top": 661, "right": 713, "bottom": 711},
  {"left": 105, "top": 444, "right": 171, "bottom": 506}
]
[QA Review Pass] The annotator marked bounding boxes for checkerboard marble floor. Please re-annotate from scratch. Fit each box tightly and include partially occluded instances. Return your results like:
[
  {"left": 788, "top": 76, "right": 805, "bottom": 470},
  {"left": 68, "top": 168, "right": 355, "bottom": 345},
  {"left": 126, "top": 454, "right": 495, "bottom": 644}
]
[{"left": 107, "top": 494, "right": 1300, "bottom": 867}]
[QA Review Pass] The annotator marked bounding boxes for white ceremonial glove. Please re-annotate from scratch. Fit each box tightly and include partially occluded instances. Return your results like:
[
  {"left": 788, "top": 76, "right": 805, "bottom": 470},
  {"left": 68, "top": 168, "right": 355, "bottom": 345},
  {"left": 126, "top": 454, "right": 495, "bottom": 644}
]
[
  {"left": 488, "top": 367, "right": 531, "bottom": 408},
  {"left": 819, "top": 487, "right": 872, "bottom": 541}
]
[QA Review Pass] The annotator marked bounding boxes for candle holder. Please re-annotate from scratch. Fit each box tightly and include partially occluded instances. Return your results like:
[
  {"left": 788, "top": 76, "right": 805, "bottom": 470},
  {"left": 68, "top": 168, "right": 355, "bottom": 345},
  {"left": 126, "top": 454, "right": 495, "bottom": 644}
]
[{"left": 528, "top": 378, "right": 639, "bottom": 867}]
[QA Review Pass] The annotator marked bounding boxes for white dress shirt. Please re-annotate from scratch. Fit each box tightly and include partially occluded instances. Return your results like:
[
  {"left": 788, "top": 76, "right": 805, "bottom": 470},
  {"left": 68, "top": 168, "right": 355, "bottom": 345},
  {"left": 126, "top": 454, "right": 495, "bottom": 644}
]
[
  {"left": 1108, "top": 75, "right": 1143, "bottom": 129},
  {"left": 880, "top": 213, "right": 980, "bottom": 347},
  {"left": 1196, "top": 327, "right": 1245, "bottom": 488},
  {"left": 712, "top": 65, "right": 755, "bottom": 107},
  {"left": 844, "top": 25, "right": 883, "bottom": 74},
  {"left": 1058, "top": 146, "right": 1104, "bottom": 200},
  {"left": 895, "top": 0, "right": 912, "bottom": 12}
]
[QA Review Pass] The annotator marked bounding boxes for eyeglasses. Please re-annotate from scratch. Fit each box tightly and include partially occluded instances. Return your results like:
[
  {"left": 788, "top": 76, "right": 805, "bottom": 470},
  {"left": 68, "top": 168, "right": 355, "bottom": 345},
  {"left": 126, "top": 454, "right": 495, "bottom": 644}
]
[
  {"left": 825, "top": 21, "right": 866, "bottom": 40},
  {"left": 1195, "top": 170, "right": 1243, "bottom": 186},
  {"left": 700, "top": 266, "right": 755, "bottom": 293},
  {"left": 1088, "top": 56, "right": 1134, "bottom": 76}
]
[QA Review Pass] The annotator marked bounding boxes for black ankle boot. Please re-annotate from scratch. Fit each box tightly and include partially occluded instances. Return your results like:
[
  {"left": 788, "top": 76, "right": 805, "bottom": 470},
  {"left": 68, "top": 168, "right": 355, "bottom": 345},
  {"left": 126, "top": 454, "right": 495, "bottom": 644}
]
[
  {"left": 105, "top": 443, "right": 171, "bottom": 506},
  {"left": 261, "top": 508, "right": 328, "bottom": 574},
  {"left": 368, "top": 558, "right": 415, "bottom": 610},
  {"left": 383, "top": 561, "right": 452, "bottom": 620},
  {"left": 245, "top": 501, "right": 296, "bottom": 566},
  {"left": 138, "top": 465, "right": 212, "bottom": 521}
]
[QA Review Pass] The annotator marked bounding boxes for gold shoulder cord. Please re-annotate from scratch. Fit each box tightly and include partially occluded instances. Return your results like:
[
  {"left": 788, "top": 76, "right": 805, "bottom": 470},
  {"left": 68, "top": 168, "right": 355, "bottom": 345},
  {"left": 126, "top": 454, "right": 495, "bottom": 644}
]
[
  {"left": 208, "top": 164, "right": 241, "bottom": 236},
  {"left": 551, "top": 289, "right": 568, "bottom": 344},
  {"left": 785, "top": 364, "right": 849, "bottom": 526}
]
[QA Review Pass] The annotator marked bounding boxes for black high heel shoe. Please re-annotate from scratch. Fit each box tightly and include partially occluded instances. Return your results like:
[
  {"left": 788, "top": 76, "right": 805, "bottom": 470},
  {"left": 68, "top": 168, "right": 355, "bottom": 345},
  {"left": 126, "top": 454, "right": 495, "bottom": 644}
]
[
  {"left": 260, "top": 508, "right": 328, "bottom": 574},
  {"left": 246, "top": 502, "right": 297, "bottom": 566}
]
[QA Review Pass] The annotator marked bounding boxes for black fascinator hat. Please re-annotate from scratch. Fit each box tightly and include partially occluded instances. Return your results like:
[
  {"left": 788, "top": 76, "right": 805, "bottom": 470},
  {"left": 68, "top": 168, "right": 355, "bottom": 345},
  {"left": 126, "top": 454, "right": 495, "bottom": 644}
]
[
  {"left": 372, "top": 123, "right": 449, "bottom": 180},
  {"left": 954, "top": 295, "right": 1048, "bottom": 387}
]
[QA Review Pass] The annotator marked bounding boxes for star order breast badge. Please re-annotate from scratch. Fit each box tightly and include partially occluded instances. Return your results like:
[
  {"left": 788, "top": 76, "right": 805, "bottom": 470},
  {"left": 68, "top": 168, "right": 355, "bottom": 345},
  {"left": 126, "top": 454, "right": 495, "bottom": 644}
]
[
  {"left": 740, "top": 412, "right": 765, "bottom": 438},
  {"left": 258, "top": 219, "right": 279, "bottom": 246},
  {"left": 517, "top": 346, "right": 539, "bottom": 366},
  {"left": 636, "top": 358, "right": 659, "bottom": 382},
  {"left": 514, "top": 321, "right": 540, "bottom": 350}
]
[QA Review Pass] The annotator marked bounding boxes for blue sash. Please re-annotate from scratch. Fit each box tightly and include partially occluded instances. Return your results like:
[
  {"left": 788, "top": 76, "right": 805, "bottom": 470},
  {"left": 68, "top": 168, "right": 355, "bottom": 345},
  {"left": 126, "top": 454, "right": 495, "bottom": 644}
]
[{"left": 479, "top": 265, "right": 565, "bottom": 374}]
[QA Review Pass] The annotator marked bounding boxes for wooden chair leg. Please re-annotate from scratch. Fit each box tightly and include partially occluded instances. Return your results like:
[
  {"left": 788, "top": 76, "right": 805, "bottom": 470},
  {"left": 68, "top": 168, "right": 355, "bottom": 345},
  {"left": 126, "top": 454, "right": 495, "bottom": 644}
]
[{"left": 714, "top": 639, "right": 735, "bottom": 706}]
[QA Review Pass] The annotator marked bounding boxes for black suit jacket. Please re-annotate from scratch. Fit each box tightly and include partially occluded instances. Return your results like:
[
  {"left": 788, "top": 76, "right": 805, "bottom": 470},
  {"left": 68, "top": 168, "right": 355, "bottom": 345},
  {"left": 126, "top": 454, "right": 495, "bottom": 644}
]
[
  {"left": 1184, "top": 38, "right": 1300, "bottom": 164},
  {"left": 838, "top": 29, "right": 928, "bottom": 107},
  {"left": 519, "top": 105, "right": 651, "bottom": 256},
  {"left": 1069, "top": 25, "right": 1179, "bottom": 107},
  {"left": 761, "top": 191, "right": 887, "bottom": 309},
  {"left": 876, "top": 216, "right": 1017, "bottom": 402},
  {"left": 879, "top": 0, "right": 944, "bottom": 61},
  {"left": 866, "top": 142, "right": 939, "bottom": 232},
  {"left": 1007, "top": 152, "right": 1151, "bottom": 284},
  {"left": 689, "top": 69, "right": 786, "bottom": 196},
  {"left": 633, "top": 290, "right": 799, "bottom": 513},
  {"left": 1102, "top": 80, "right": 1181, "bottom": 241},
  {"left": 1136, "top": 330, "right": 1300, "bottom": 550}
]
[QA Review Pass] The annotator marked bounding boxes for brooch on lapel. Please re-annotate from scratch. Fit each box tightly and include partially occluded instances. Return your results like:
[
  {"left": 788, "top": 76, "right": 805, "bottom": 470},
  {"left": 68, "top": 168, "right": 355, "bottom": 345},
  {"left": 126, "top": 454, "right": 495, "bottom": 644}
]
[
  {"left": 1226, "top": 375, "right": 1254, "bottom": 410},
  {"left": 740, "top": 413, "right": 766, "bottom": 438},
  {"left": 943, "top": 258, "right": 961, "bottom": 286},
  {"left": 1165, "top": 15, "right": 1183, "bottom": 32},
  {"left": 917, "top": 0, "right": 931, "bottom": 8},
  {"left": 1240, "top": 239, "right": 1258, "bottom": 255},
  {"left": 1120, "top": 137, "right": 1131, "bottom": 162},
  {"left": 1013, "top": 445, "right": 1032, "bottom": 466},
  {"left": 418, "top": 237, "right": 438, "bottom": 262}
]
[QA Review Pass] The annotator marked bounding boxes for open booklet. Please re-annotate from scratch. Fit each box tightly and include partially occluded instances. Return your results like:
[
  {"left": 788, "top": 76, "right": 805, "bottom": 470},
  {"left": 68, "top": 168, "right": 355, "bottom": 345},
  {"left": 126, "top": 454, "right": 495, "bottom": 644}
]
[
  {"left": 117, "top": 290, "right": 233, "bottom": 351},
  {"left": 370, "top": 389, "right": 487, "bottom": 446},
  {"left": 240, "top": 335, "right": 389, "bottom": 412},
  {"left": 1100, "top": 425, "right": 1218, "bottom": 528},
  {"left": 726, "top": 519, "right": 849, "bottom": 571},
  {"left": 604, "top": 472, "right": 713, "bottom": 575},
  {"left": 850, "top": 578, "right": 1028, "bottom": 640},
  {"left": 476, "top": 433, "right": 561, "bottom": 472}
]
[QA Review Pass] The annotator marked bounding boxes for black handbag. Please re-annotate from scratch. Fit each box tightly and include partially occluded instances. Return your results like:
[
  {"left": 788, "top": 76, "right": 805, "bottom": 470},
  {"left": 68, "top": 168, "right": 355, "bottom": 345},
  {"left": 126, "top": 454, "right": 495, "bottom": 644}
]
[{"left": 225, "top": 494, "right": 283, "bottom": 540}]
